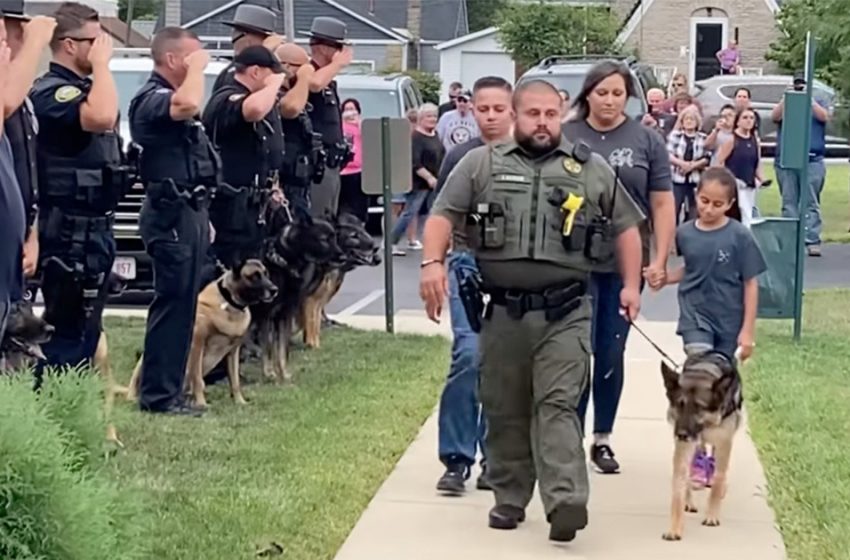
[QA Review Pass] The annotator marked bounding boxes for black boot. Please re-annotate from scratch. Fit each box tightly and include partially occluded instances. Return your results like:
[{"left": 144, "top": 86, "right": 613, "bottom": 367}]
[
  {"left": 547, "top": 504, "right": 588, "bottom": 542},
  {"left": 476, "top": 463, "right": 492, "bottom": 491},
  {"left": 488, "top": 505, "right": 526, "bottom": 530},
  {"left": 436, "top": 462, "right": 467, "bottom": 495}
]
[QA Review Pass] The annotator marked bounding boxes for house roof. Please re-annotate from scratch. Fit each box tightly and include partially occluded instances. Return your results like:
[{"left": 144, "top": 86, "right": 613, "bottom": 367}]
[
  {"left": 340, "top": 0, "right": 469, "bottom": 42},
  {"left": 617, "top": 0, "right": 782, "bottom": 43},
  {"left": 101, "top": 16, "right": 151, "bottom": 47},
  {"left": 434, "top": 26, "right": 497, "bottom": 51}
]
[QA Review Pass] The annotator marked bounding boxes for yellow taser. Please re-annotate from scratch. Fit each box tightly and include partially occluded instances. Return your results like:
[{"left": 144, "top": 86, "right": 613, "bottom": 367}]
[{"left": 560, "top": 193, "right": 585, "bottom": 236}]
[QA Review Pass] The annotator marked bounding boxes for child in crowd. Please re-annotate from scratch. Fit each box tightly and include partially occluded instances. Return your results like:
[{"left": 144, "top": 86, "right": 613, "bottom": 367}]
[{"left": 647, "top": 166, "right": 767, "bottom": 488}]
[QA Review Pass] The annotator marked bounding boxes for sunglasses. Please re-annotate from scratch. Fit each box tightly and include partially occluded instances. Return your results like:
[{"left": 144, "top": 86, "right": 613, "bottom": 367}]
[{"left": 60, "top": 36, "right": 97, "bottom": 44}]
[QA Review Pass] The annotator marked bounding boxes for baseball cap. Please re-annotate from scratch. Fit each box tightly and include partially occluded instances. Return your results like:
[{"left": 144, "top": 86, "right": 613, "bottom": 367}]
[
  {"left": 793, "top": 70, "right": 806, "bottom": 85},
  {"left": 456, "top": 90, "right": 472, "bottom": 101},
  {"left": 233, "top": 46, "right": 283, "bottom": 73}
]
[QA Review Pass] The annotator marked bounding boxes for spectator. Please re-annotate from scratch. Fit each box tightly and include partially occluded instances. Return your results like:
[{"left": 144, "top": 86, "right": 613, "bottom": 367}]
[
  {"left": 339, "top": 98, "right": 367, "bottom": 223},
  {"left": 733, "top": 87, "right": 761, "bottom": 134},
  {"left": 563, "top": 60, "right": 675, "bottom": 475},
  {"left": 0, "top": 31, "right": 23, "bottom": 343},
  {"left": 392, "top": 109, "right": 421, "bottom": 248},
  {"left": 772, "top": 71, "right": 831, "bottom": 257},
  {"left": 715, "top": 107, "right": 765, "bottom": 228},
  {"left": 667, "top": 72, "right": 689, "bottom": 98},
  {"left": 716, "top": 39, "right": 741, "bottom": 75},
  {"left": 642, "top": 87, "right": 675, "bottom": 137},
  {"left": 389, "top": 103, "right": 444, "bottom": 256},
  {"left": 436, "top": 90, "right": 480, "bottom": 153},
  {"left": 438, "top": 81, "right": 463, "bottom": 117},
  {"left": 559, "top": 88, "right": 570, "bottom": 121},
  {"left": 667, "top": 106, "right": 710, "bottom": 224},
  {"left": 705, "top": 104, "right": 736, "bottom": 163}
]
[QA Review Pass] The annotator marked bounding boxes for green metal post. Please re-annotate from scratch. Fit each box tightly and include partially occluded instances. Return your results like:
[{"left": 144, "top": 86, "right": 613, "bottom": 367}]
[
  {"left": 792, "top": 33, "right": 817, "bottom": 341},
  {"left": 381, "top": 117, "right": 395, "bottom": 334}
]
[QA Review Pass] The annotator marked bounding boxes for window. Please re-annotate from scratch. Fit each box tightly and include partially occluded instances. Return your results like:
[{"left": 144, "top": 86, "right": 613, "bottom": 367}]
[
  {"left": 402, "top": 84, "right": 417, "bottom": 113},
  {"left": 335, "top": 87, "right": 401, "bottom": 118}
]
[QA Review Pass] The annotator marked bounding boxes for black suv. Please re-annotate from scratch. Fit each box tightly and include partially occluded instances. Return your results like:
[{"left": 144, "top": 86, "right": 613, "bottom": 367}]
[{"left": 517, "top": 54, "right": 655, "bottom": 119}]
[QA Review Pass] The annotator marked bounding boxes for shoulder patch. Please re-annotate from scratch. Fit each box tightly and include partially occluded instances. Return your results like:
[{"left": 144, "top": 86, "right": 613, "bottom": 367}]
[
  {"left": 155, "top": 87, "right": 171, "bottom": 94},
  {"left": 228, "top": 93, "right": 246, "bottom": 102},
  {"left": 54, "top": 85, "right": 82, "bottom": 103}
]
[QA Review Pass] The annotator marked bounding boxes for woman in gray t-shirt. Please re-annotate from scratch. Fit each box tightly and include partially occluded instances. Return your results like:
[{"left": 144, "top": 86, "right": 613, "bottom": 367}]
[
  {"left": 561, "top": 61, "right": 675, "bottom": 475},
  {"left": 706, "top": 104, "right": 736, "bottom": 165}
]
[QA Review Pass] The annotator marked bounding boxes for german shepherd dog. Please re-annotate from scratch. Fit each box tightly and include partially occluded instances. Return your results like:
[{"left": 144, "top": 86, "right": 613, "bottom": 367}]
[
  {"left": 0, "top": 300, "right": 55, "bottom": 371},
  {"left": 127, "top": 259, "right": 278, "bottom": 408},
  {"left": 298, "top": 212, "right": 381, "bottom": 349},
  {"left": 255, "top": 206, "right": 342, "bottom": 383},
  {"left": 660, "top": 351, "right": 743, "bottom": 541}
]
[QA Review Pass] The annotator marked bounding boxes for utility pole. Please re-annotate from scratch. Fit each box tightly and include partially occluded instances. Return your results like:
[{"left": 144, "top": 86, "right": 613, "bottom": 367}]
[
  {"left": 124, "top": 0, "right": 135, "bottom": 46},
  {"left": 284, "top": 0, "right": 295, "bottom": 42}
]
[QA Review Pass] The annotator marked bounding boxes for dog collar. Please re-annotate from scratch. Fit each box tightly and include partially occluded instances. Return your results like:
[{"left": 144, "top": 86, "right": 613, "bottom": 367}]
[{"left": 217, "top": 280, "right": 248, "bottom": 311}]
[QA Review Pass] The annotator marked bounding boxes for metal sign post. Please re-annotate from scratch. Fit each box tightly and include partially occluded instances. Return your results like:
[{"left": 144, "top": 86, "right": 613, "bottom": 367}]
[{"left": 361, "top": 117, "right": 412, "bottom": 334}]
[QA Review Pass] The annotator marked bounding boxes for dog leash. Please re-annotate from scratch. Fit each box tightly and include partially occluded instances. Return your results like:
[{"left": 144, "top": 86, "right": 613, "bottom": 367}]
[{"left": 623, "top": 313, "right": 681, "bottom": 371}]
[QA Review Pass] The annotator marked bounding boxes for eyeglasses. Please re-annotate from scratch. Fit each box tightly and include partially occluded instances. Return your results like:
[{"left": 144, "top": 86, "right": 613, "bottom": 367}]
[
  {"left": 60, "top": 36, "right": 97, "bottom": 43},
  {"left": 673, "top": 82, "right": 685, "bottom": 87}
]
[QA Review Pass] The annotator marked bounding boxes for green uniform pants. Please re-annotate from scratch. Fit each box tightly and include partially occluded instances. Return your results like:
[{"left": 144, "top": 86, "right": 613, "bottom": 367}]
[{"left": 479, "top": 297, "right": 592, "bottom": 515}]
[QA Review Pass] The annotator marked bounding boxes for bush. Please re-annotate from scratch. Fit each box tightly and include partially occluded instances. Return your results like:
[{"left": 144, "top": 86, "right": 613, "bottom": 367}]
[
  {"left": 0, "top": 370, "right": 147, "bottom": 560},
  {"left": 379, "top": 67, "right": 442, "bottom": 105}
]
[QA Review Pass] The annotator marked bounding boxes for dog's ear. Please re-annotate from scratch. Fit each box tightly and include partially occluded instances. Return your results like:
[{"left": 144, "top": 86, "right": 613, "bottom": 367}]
[
  {"left": 661, "top": 360, "right": 680, "bottom": 396},
  {"left": 233, "top": 259, "right": 247, "bottom": 278}
]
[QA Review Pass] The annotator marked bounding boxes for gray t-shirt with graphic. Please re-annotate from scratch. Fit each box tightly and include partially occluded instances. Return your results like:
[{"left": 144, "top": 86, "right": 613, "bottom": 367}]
[
  {"left": 562, "top": 117, "right": 671, "bottom": 217},
  {"left": 436, "top": 109, "right": 480, "bottom": 153},
  {"left": 676, "top": 219, "right": 767, "bottom": 337}
]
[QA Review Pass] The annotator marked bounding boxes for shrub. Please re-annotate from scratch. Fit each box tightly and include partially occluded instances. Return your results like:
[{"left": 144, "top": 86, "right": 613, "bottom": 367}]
[{"left": 0, "top": 370, "right": 147, "bottom": 560}]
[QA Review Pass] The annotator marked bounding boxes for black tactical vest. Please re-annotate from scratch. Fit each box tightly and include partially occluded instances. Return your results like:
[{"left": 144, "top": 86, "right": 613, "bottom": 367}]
[
  {"left": 306, "top": 61, "right": 342, "bottom": 146},
  {"left": 31, "top": 74, "right": 124, "bottom": 215},
  {"left": 130, "top": 80, "right": 221, "bottom": 187}
]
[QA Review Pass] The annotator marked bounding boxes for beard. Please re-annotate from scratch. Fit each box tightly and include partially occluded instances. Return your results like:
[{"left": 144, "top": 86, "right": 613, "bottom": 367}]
[{"left": 515, "top": 128, "right": 560, "bottom": 158}]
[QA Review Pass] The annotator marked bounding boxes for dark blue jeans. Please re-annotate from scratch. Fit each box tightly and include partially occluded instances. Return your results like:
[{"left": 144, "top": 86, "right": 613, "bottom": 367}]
[
  {"left": 437, "top": 251, "right": 487, "bottom": 469},
  {"left": 390, "top": 189, "right": 430, "bottom": 245},
  {"left": 578, "top": 271, "right": 636, "bottom": 436}
]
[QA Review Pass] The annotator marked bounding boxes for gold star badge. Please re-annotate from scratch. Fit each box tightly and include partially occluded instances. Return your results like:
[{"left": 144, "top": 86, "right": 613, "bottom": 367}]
[{"left": 563, "top": 157, "right": 582, "bottom": 175}]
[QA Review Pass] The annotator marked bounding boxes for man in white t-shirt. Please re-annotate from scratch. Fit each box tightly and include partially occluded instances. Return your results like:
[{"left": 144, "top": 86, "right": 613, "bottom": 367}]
[{"left": 436, "top": 90, "right": 480, "bottom": 153}]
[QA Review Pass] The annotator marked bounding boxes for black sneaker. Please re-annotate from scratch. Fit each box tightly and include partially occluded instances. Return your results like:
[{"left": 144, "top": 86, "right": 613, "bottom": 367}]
[
  {"left": 547, "top": 504, "right": 588, "bottom": 542},
  {"left": 436, "top": 463, "right": 467, "bottom": 495},
  {"left": 589, "top": 444, "right": 620, "bottom": 474}
]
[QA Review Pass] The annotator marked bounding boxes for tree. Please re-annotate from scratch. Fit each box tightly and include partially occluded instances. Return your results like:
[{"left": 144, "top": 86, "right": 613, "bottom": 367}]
[
  {"left": 767, "top": 0, "right": 850, "bottom": 99},
  {"left": 495, "top": 1, "right": 622, "bottom": 70},
  {"left": 118, "top": 0, "right": 162, "bottom": 23},
  {"left": 467, "top": 0, "right": 508, "bottom": 33}
]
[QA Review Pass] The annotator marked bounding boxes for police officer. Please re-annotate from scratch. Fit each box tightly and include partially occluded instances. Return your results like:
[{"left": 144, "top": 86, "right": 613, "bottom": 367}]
[
  {"left": 202, "top": 45, "right": 285, "bottom": 268},
  {"left": 212, "top": 4, "right": 282, "bottom": 91},
  {"left": 129, "top": 27, "right": 220, "bottom": 416},
  {"left": 0, "top": 3, "right": 55, "bottom": 297},
  {"left": 300, "top": 16, "right": 352, "bottom": 219},
  {"left": 275, "top": 42, "right": 318, "bottom": 218},
  {"left": 420, "top": 80, "right": 644, "bottom": 542},
  {"left": 30, "top": 2, "right": 126, "bottom": 374}
]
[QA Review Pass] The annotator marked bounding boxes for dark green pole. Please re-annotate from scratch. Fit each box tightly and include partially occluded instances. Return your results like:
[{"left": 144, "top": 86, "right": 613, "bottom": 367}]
[
  {"left": 792, "top": 33, "right": 817, "bottom": 341},
  {"left": 380, "top": 117, "right": 394, "bottom": 334}
]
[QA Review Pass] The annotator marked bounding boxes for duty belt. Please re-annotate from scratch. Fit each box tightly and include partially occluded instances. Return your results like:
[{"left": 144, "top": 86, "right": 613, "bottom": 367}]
[
  {"left": 486, "top": 280, "right": 586, "bottom": 321},
  {"left": 147, "top": 179, "right": 212, "bottom": 210}
]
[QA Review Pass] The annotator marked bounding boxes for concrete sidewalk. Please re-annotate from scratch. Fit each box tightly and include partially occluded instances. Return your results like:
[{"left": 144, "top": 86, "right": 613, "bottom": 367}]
[{"left": 334, "top": 313, "right": 787, "bottom": 560}]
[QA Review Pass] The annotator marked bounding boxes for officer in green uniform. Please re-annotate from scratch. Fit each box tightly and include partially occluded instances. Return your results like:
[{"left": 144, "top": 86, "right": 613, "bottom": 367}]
[{"left": 421, "top": 79, "right": 644, "bottom": 543}]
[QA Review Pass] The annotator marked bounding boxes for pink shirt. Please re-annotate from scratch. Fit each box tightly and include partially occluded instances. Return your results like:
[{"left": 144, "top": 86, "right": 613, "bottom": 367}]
[{"left": 341, "top": 121, "right": 362, "bottom": 175}]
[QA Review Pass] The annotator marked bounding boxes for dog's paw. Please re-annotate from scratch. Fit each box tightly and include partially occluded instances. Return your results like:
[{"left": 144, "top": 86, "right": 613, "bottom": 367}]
[
  {"left": 702, "top": 517, "right": 721, "bottom": 527},
  {"left": 661, "top": 531, "right": 682, "bottom": 541},
  {"left": 233, "top": 394, "right": 249, "bottom": 405},
  {"left": 685, "top": 503, "right": 698, "bottom": 513}
]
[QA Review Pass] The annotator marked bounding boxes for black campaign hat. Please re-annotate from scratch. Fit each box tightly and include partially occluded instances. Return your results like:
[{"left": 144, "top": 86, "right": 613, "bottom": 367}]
[
  {"left": 0, "top": 0, "right": 31, "bottom": 20},
  {"left": 233, "top": 45, "right": 283, "bottom": 72}
]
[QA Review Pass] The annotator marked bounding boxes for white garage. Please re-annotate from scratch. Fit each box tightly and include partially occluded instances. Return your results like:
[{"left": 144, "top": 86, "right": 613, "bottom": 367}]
[{"left": 434, "top": 26, "right": 517, "bottom": 102}]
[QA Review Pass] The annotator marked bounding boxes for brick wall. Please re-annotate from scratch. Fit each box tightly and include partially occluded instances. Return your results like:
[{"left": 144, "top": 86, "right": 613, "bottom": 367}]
[{"left": 623, "top": 0, "right": 780, "bottom": 76}]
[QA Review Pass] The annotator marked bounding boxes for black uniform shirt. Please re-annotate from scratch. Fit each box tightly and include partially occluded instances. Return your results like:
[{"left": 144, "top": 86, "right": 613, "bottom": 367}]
[
  {"left": 306, "top": 60, "right": 342, "bottom": 146},
  {"left": 202, "top": 80, "right": 285, "bottom": 187},
  {"left": 6, "top": 97, "right": 39, "bottom": 230},
  {"left": 30, "top": 62, "right": 93, "bottom": 157}
]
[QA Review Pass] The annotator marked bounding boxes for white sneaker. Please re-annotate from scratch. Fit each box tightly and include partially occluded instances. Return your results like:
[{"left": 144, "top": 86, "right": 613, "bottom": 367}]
[
  {"left": 392, "top": 245, "right": 406, "bottom": 256},
  {"left": 407, "top": 239, "right": 423, "bottom": 250}
]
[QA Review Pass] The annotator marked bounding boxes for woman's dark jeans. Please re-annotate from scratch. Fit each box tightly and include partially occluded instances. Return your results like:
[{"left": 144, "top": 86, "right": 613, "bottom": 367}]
[
  {"left": 673, "top": 181, "right": 696, "bottom": 225},
  {"left": 390, "top": 189, "right": 431, "bottom": 245}
]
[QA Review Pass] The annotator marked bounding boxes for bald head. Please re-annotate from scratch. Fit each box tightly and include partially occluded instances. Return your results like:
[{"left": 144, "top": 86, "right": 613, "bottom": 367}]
[
  {"left": 513, "top": 79, "right": 561, "bottom": 111},
  {"left": 275, "top": 42, "right": 309, "bottom": 66}
]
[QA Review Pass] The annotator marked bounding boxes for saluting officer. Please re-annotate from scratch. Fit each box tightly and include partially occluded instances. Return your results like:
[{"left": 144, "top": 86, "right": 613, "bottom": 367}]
[
  {"left": 300, "top": 16, "right": 352, "bottom": 219},
  {"left": 129, "top": 27, "right": 220, "bottom": 416},
  {"left": 0, "top": 3, "right": 55, "bottom": 296},
  {"left": 213, "top": 4, "right": 282, "bottom": 91},
  {"left": 30, "top": 2, "right": 125, "bottom": 374},
  {"left": 201, "top": 45, "right": 285, "bottom": 268},
  {"left": 420, "top": 80, "right": 644, "bottom": 543},
  {"left": 275, "top": 42, "right": 318, "bottom": 218}
]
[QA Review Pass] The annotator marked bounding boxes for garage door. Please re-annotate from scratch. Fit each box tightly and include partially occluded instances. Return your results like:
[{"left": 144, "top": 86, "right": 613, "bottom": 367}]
[{"left": 460, "top": 52, "right": 515, "bottom": 89}]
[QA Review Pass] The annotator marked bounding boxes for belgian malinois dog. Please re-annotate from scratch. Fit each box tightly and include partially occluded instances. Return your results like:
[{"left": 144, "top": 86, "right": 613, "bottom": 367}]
[
  {"left": 127, "top": 259, "right": 278, "bottom": 408},
  {"left": 660, "top": 351, "right": 743, "bottom": 541}
]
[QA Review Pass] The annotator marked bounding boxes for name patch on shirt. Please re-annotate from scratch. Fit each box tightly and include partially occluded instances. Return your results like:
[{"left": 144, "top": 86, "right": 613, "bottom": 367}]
[
  {"left": 494, "top": 174, "right": 529, "bottom": 184},
  {"left": 54, "top": 85, "right": 82, "bottom": 103}
]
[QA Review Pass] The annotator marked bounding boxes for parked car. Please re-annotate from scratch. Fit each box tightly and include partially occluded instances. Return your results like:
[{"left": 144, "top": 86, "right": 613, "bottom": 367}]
[
  {"left": 517, "top": 54, "right": 652, "bottom": 120},
  {"left": 109, "top": 50, "right": 230, "bottom": 301},
  {"left": 336, "top": 73, "right": 424, "bottom": 235},
  {"left": 693, "top": 74, "right": 850, "bottom": 158}
]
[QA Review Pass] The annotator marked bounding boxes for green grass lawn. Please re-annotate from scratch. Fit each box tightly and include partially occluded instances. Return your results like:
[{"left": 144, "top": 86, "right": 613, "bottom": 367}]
[
  {"left": 758, "top": 162, "right": 850, "bottom": 243},
  {"left": 746, "top": 289, "right": 850, "bottom": 559},
  {"left": 102, "top": 317, "right": 449, "bottom": 560}
]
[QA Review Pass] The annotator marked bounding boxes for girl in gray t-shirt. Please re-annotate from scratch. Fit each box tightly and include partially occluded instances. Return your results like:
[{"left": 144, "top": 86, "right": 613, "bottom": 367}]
[{"left": 653, "top": 166, "right": 766, "bottom": 489}]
